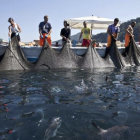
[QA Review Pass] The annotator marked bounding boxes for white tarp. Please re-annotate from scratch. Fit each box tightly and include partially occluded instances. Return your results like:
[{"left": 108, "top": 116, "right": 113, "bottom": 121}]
[{"left": 66, "top": 16, "right": 114, "bottom": 29}]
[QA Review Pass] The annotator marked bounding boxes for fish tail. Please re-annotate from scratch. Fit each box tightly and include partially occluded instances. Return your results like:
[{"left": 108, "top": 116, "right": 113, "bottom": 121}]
[{"left": 91, "top": 121, "right": 101, "bottom": 131}]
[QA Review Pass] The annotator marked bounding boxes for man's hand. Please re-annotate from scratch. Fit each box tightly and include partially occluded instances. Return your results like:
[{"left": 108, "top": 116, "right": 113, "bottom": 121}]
[
  {"left": 45, "top": 34, "right": 48, "bottom": 38},
  {"left": 67, "top": 38, "right": 71, "bottom": 43},
  {"left": 112, "top": 34, "right": 115, "bottom": 37},
  {"left": 63, "top": 37, "right": 67, "bottom": 40},
  {"left": 40, "top": 35, "right": 43, "bottom": 39},
  {"left": 112, "top": 34, "right": 117, "bottom": 41}
]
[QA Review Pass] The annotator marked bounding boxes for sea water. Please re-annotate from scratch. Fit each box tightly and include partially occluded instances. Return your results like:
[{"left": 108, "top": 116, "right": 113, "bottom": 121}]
[{"left": 0, "top": 67, "right": 140, "bottom": 140}]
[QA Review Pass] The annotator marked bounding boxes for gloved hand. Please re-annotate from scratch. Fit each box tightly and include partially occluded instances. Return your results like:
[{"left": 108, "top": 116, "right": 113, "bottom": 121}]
[
  {"left": 40, "top": 35, "right": 43, "bottom": 39},
  {"left": 45, "top": 34, "right": 48, "bottom": 38},
  {"left": 16, "top": 32, "right": 19, "bottom": 36}
]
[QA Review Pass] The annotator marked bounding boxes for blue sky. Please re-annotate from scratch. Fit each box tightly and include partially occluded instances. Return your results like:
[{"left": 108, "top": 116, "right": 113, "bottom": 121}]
[{"left": 0, "top": 0, "right": 140, "bottom": 42}]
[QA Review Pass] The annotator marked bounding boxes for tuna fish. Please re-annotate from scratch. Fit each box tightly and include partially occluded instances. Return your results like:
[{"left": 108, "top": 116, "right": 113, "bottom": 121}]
[
  {"left": 92, "top": 122, "right": 130, "bottom": 140},
  {"left": 44, "top": 117, "right": 62, "bottom": 140}
]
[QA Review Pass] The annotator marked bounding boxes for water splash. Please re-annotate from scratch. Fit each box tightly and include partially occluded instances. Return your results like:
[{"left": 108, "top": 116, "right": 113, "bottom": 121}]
[
  {"left": 74, "top": 79, "right": 89, "bottom": 94},
  {"left": 115, "top": 74, "right": 124, "bottom": 81},
  {"left": 36, "top": 109, "right": 45, "bottom": 127},
  {"left": 51, "top": 87, "right": 61, "bottom": 93}
]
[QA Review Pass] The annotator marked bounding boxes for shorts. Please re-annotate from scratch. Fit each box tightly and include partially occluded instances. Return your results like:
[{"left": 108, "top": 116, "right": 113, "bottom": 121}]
[{"left": 82, "top": 39, "right": 91, "bottom": 47}]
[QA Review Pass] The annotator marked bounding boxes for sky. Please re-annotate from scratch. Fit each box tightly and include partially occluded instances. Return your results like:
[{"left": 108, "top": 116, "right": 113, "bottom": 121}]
[{"left": 0, "top": 0, "right": 140, "bottom": 42}]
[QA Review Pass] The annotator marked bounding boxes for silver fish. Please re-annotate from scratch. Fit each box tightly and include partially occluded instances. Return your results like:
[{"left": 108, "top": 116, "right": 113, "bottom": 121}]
[
  {"left": 92, "top": 122, "right": 129, "bottom": 140},
  {"left": 44, "top": 117, "right": 61, "bottom": 140}
]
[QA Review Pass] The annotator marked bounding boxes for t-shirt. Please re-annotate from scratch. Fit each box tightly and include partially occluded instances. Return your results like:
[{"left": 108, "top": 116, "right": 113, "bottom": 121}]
[
  {"left": 39, "top": 22, "right": 52, "bottom": 34},
  {"left": 81, "top": 28, "right": 91, "bottom": 40},
  {"left": 108, "top": 24, "right": 120, "bottom": 35},
  {"left": 126, "top": 25, "right": 133, "bottom": 35},
  {"left": 60, "top": 28, "right": 71, "bottom": 41}
]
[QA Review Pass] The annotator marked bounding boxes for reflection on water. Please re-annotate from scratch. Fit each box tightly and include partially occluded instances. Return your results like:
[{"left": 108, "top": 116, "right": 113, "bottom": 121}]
[{"left": 0, "top": 67, "right": 140, "bottom": 139}]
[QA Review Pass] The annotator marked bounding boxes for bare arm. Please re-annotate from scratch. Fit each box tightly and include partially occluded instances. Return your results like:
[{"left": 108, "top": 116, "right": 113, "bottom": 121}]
[
  {"left": 8, "top": 26, "right": 11, "bottom": 37},
  {"left": 39, "top": 23, "right": 43, "bottom": 36},
  {"left": 79, "top": 31, "right": 83, "bottom": 42},
  {"left": 90, "top": 29, "right": 92, "bottom": 40},
  {"left": 48, "top": 29, "right": 52, "bottom": 36},
  {"left": 126, "top": 28, "right": 133, "bottom": 37},
  {"left": 39, "top": 27, "right": 42, "bottom": 36},
  {"left": 17, "top": 24, "right": 21, "bottom": 33},
  {"left": 107, "top": 27, "right": 111, "bottom": 35}
]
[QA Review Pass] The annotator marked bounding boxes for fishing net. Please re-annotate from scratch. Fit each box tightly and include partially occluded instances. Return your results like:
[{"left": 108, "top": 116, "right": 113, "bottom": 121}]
[
  {"left": 0, "top": 37, "right": 33, "bottom": 70},
  {"left": 0, "top": 36, "right": 140, "bottom": 70}
]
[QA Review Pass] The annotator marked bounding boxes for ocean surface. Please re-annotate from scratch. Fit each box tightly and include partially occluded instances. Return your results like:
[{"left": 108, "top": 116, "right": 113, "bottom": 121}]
[{"left": 0, "top": 67, "right": 140, "bottom": 140}]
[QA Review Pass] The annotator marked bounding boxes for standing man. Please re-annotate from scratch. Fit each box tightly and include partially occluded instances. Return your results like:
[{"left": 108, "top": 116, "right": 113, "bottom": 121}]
[
  {"left": 8, "top": 18, "right": 21, "bottom": 42},
  {"left": 79, "top": 21, "right": 91, "bottom": 47},
  {"left": 39, "top": 15, "right": 52, "bottom": 47},
  {"left": 123, "top": 21, "right": 136, "bottom": 56},
  {"left": 60, "top": 20, "right": 71, "bottom": 46},
  {"left": 107, "top": 18, "right": 120, "bottom": 47},
  {"left": 103, "top": 18, "right": 120, "bottom": 58}
]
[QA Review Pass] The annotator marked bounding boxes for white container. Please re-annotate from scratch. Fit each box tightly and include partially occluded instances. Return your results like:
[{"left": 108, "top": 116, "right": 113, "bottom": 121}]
[{"left": 20, "top": 46, "right": 42, "bottom": 62}]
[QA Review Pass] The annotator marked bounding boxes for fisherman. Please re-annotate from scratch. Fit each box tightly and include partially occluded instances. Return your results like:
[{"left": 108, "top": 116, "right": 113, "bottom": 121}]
[
  {"left": 103, "top": 18, "right": 120, "bottom": 58},
  {"left": 8, "top": 18, "right": 21, "bottom": 42},
  {"left": 60, "top": 20, "right": 71, "bottom": 46},
  {"left": 79, "top": 21, "right": 91, "bottom": 47},
  {"left": 122, "top": 21, "right": 136, "bottom": 56},
  {"left": 39, "top": 15, "right": 52, "bottom": 47}
]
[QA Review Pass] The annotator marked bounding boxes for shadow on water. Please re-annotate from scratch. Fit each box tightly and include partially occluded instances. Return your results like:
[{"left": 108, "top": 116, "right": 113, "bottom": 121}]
[{"left": 0, "top": 67, "right": 140, "bottom": 139}]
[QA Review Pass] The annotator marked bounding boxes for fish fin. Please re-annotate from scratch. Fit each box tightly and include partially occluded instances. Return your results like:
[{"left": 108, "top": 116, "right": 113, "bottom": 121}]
[
  {"left": 92, "top": 121, "right": 100, "bottom": 130},
  {"left": 92, "top": 121, "right": 105, "bottom": 132}
]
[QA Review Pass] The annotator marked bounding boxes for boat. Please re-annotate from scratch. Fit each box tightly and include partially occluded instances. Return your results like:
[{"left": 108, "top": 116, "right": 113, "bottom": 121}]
[
  {"left": 0, "top": 41, "right": 140, "bottom": 63},
  {"left": 0, "top": 45, "right": 7, "bottom": 55},
  {"left": 0, "top": 44, "right": 7, "bottom": 61},
  {"left": 20, "top": 39, "right": 140, "bottom": 62},
  {"left": 18, "top": 45, "right": 130, "bottom": 61},
  {"left": 20, "top": 46, "right": 42, "bottom": 63}
]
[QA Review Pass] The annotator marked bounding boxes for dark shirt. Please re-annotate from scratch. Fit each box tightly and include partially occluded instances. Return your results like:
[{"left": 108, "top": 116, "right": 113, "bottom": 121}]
[
  {"left": 39, "top": 21, "right": 52, "bottom": 34},
  {"left": 108, "top": 24, "right": 120, "bottom": 35},
  {"left": 60, "top": 28, "right": 71, "bottom": 41}
]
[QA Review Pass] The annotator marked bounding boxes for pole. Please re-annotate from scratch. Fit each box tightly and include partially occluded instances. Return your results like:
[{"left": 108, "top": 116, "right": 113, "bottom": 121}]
[{"left": 91, "top": 24, "right": 93, "bottom": 40}]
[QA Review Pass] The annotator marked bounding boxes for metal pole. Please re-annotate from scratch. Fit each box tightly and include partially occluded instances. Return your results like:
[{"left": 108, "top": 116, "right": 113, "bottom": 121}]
[{"left": 91, "top": 24, "right": 93, "bottom": 40}]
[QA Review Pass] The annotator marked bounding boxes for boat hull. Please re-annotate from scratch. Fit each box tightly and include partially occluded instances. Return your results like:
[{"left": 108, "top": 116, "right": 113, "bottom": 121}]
[
  {"left": 1, "top": 44, "right": 140, "bottom": 63},
  {"left": 20, "top": 46, "right": 126, "bottom": 62},
  {"left": 0, "top": 45, "right": 7, "bottom": 61}
]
